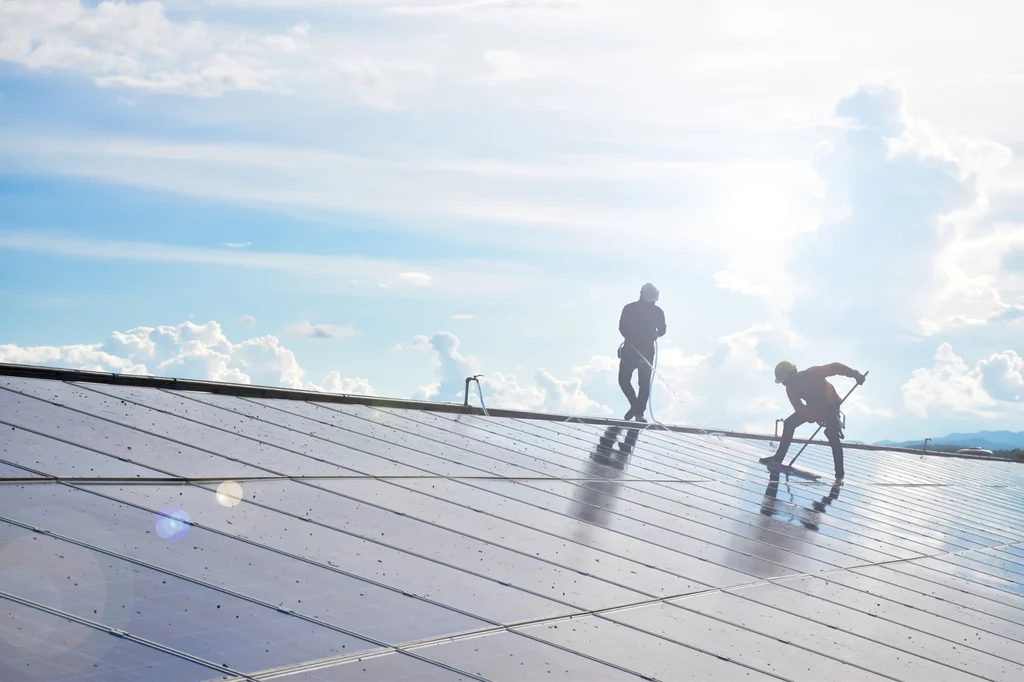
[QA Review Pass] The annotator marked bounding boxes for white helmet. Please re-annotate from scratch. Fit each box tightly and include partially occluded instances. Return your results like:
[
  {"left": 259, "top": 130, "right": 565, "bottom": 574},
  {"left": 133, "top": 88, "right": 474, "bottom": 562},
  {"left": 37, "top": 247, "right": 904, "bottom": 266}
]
[{"left": 640, "top": 283, "right": 659, "bottom": 302}]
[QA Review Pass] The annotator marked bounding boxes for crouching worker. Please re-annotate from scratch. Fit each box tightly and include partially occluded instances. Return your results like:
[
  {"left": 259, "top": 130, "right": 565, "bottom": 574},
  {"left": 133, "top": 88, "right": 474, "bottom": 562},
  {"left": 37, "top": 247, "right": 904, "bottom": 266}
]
[{"left": 759, "top": 361, "right": 866, "bottom": 479}]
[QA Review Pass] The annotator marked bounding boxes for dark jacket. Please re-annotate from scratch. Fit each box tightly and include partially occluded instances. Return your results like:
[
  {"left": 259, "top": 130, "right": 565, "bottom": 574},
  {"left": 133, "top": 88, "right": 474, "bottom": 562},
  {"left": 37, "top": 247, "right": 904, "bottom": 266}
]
[
  {"left": 619, "top": 300, "right": 666, "bottom": 357},
  {"left": 786, "top": 363, "right": 859, "bottom": 422}
]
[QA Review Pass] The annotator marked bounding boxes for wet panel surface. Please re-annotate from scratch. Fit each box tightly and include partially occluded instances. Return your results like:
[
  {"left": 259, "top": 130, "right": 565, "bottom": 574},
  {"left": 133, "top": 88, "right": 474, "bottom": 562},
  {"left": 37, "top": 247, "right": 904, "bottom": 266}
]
[
  {"left": 273, "top": 652, "right": 475, "bottom": 681},
  {"left": 0, "top": 483, "right": 489, "bottom": 645},
  {"left": 413, "top": 630, "right": 639, "bottom": 682},
  {"left": 606, "top": 600, "right": 889, "bottom": 682},
  {"left": 71, "top": 482, "right": 578, "bottom": 626},
  {"left": 0, "top": 596, "right": 221, "bottom": 682},
  {"left": 3, "top": 374, "right": 1024, "bottom": 681},
  {"left": 0, "top": 387, "right": 269, "bottom": 479},
  {"left": 0, "top": 522, "right": 378, "bottom": 672},
  {"left": 1, "top": 427, "right": 166, "bottom": 480},
  {"left": 518, "top": 614, "right": 780, "bottom": 680}
]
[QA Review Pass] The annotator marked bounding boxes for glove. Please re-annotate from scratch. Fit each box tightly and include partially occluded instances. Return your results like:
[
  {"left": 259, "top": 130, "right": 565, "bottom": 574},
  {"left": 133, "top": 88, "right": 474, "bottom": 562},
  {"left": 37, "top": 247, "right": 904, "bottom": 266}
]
[{"left": 855, "top": 371, "right": 866, "bottom": 385}]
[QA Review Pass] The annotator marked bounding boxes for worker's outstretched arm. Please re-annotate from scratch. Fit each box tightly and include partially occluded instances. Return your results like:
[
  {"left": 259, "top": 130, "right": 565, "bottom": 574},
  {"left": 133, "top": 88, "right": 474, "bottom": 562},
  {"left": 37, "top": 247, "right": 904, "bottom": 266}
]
[{"left": 816, "top": 362, "right": 866, "bottom": 384}]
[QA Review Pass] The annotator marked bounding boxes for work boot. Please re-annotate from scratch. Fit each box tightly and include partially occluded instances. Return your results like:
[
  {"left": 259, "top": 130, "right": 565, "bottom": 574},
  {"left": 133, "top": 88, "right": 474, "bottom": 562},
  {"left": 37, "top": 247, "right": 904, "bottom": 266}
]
[
  {"left": 759, "top": 454, "right": 783, "bottom": 466},
  {"left": 623, "top": 408, "right": 636, "bottom": 421},
  {"left": 634, "top": 414, "right": 647, "bottom": 423}
]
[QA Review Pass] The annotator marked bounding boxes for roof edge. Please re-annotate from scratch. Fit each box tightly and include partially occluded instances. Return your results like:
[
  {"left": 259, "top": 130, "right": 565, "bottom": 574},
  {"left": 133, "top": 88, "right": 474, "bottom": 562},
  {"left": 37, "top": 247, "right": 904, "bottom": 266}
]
[{"left": 0, "top": 362, "right": 1014, "bottom": 462}]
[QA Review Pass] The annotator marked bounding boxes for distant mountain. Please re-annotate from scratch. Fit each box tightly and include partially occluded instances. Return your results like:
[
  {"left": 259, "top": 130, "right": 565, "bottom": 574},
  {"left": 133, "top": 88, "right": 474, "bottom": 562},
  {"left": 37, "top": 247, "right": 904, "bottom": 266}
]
[{"left": 877, "top": 431, "right": 1024, "bottom": 451}]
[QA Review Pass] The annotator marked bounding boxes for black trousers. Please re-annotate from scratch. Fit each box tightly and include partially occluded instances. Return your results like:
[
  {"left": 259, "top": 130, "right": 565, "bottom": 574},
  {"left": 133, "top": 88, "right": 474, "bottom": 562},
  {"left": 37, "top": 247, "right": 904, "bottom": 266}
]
[
  {"left": 771, "top": 410, "right": 845, "bottom": 477},
  {"left": 618, "top": 346, "right": 653, "bottom": 415}
]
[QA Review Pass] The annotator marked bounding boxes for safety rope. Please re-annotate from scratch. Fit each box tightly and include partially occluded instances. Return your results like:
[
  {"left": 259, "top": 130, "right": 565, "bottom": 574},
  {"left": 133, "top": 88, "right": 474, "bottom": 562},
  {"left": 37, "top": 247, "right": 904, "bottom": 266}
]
[
  {"left": 625, "top": 341, "right": 667, "bottom": 428},
  {"left": 623, "top": 340, "right": 706, "bottom": 434}
]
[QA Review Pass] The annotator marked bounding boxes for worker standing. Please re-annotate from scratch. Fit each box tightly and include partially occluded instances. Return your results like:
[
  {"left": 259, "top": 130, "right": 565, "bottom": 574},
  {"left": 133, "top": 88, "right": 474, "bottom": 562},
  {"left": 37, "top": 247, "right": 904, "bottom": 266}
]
[
  {"left": 760, "top": 361, "right": 866, "bottom": 479},
  {"left": 618, "top": 283, "right": 666, "bottom": 422}
]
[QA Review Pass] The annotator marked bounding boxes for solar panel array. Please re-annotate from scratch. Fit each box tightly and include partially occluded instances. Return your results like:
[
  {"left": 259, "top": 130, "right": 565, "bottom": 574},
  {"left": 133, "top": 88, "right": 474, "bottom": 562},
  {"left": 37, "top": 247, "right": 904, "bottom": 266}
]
[{"left": 2, "top": 370, "right": 1024, "bottom": 681}]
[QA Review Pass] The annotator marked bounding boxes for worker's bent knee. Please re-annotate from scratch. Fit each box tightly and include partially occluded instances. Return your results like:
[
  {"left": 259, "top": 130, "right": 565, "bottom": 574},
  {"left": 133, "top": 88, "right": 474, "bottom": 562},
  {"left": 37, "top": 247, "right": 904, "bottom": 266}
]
[{"left": 783, "top": 414, "right": 804, "bottom": 430}]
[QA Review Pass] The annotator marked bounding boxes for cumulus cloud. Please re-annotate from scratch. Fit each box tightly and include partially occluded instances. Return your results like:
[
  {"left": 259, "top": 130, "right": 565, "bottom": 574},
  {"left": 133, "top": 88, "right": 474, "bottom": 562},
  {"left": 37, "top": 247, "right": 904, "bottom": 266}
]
[
  {"left": 976, "top": 350, "right": 1024, "bottom": 402},
  {"left": 285, "top": 321, "right": 359, "bottom": 340},
  {"left": 842, "top": 393, "right": 895, "bottom": 419},
  {"left": 0, "top": 1, "right": 430, "bottom": 105},
  {"left": 788, "top": 85, "right": 978, "bottom": 340},
  {"left": 386, "top": 0, "right": 570, "bottom": 16},
  {"left": 0, "top": 320, "right": 373, "bottom": 395},
  {"left": 403, "top": 330, "right": 611, "bottom": 415},
  {"left": 901, "top": 343, "right": 1000, "bottom": 418}
]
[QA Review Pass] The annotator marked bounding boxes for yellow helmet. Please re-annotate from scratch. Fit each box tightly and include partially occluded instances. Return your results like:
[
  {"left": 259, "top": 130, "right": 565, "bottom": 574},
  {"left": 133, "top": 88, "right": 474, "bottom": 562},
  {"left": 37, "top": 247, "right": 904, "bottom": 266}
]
[{"left": 774, "top": 361, "right": 797, "bottom": 384}]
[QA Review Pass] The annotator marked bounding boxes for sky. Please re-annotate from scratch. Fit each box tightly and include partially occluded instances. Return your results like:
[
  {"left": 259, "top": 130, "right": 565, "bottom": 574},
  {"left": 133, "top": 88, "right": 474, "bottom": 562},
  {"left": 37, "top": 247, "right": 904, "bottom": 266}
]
[{"left": 2, "top": 0, "right": 1024, "bottom": 444}]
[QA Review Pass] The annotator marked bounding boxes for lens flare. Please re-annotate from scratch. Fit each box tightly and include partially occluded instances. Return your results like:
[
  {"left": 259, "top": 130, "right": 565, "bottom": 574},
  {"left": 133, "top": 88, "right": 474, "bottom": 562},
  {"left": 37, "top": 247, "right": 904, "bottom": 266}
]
[
  {"left": 216, "top": 480, "right": 244, "bottom": 508},
  {"left": 155, "top": 508, "right": 191, "bottom": 541}
]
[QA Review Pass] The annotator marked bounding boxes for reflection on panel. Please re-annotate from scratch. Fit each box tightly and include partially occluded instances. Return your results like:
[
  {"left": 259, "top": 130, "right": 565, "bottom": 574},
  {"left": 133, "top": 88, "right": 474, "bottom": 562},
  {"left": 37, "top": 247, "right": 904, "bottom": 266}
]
[
  {"left": 519, "top": 614, "right": 778, "bottom": 680},
  {"left": 2, "top": 426, "right": 169, "bottom": 479},
  {"left": 190, "top": 393, "right": 495, "bottom": 478},
  {"left": 0, "top": 522, "right": 379, "bottom": 673},
  {"left": 0, "top": 596, "right": 220, "bottom": 682},
  {"left": 0, "top": 388, "right": 268, "bottom": 479},
  {"left": 4, "top": 372, "right": 1024, "bottom": 682},
  {"left": 782, "top": 574, "right": 1024, "bottom": 666},
  {"left": 273, "top": 653, "right": 474, "bottom": 681},
  {"left": 729, "top": 581, "right": 1024, "bottom": 678},
  {"left": 73, "top": 483, "right": 576, "bottom": 626},
  {"left": 0, "top": 484, "right": 489, "bottom": 645},
  {"left": 674, "top": 590, "right": 977, "bottom": 681},
  {"left": 414, "top": 631, "right": 638, "bottom": 682},
  {"left": 237, "top": 479, "right": 647, "bottom": 609},
  {"left": 323, "top": 477, "right": 704, "bottom": 595},
  {"left": 60, "top": 382, "right": 400, "bottom": 478}
]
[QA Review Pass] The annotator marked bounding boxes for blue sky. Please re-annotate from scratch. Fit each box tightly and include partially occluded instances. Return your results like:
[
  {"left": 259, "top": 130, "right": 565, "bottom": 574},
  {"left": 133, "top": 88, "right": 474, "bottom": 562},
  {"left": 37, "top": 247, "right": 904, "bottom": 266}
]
[{"left": 2, "top": 0, "right": 1024, "bottom": 443}]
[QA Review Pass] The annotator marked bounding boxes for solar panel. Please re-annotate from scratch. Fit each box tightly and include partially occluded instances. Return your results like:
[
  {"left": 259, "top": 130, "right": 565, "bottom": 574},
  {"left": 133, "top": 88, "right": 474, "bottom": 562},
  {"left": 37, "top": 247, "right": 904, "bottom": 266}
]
[{"left": 2, "top": 367, "right": 1024, "bottom": 681}]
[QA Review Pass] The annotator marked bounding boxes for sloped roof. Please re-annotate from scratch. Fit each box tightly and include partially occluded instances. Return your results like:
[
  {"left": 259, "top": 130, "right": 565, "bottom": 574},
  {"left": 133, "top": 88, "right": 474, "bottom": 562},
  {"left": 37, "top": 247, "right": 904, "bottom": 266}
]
[{"left": 2, "top": 364, "right": 1024, "bottom": 681}]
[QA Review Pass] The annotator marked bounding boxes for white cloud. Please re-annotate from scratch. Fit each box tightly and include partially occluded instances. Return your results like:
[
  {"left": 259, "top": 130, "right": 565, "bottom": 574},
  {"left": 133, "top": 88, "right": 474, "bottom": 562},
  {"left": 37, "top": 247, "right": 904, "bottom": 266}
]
[
  {"left": 318, "top": 371, "right": 374, "bottom": 395},
  {"left": 386, "top": 0, "right": 569, "bottom": 16},
  {"left": 403, "top": 330, "right": 610, "bottom": 415},
  {"left": 0, "top": 1, "right": 430, "bottom": 104},
  {"left": 976, "top": 350, "right": 1024, "bottom": 402},
  {"left": 0, "top": 320, "right": 373, "bottom": 395},
  {"left": 285, "top": 320, "right": 359, "bottom": 340},
  {"left": 484, "top": 49, "right": 531, "bottom": 83},
  {"left": 224, "top": 242, "right": 252, "bottom": 249},
  {"left": 842, "top": 393, "right": 895, "bottom": 419},
  {"left": 534, "top": 368, "right": 610, "bottom": 415},
  {"left": 0, "top": 132, "right": 822, "bottom": 257},
  {"left": 412, "top": 330, "right": 479, "bottom": 401},
  {"left": 238, "top": 315, "right": 256, "bottom": 328},
  {"left": 901, "top": 343, "right": 1000, "bottom": 419},
  {"left": 0, "top": 230, "right": 539, "bottom": 299},
  {"left": 398, "top": 272, "right": 433, "bottom": 286}
]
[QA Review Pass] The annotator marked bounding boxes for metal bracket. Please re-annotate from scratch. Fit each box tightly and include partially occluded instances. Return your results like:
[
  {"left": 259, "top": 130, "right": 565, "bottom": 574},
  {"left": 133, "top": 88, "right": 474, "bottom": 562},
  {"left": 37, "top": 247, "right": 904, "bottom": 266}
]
[{"left": 463, "top": 375, "right": 484, "bottom": 410}]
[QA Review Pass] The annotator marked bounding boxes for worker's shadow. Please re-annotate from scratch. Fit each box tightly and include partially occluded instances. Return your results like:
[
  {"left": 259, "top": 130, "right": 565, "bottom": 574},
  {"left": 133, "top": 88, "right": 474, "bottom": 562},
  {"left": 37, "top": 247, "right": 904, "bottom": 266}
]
[
  {"left": 758, "top": 470, "right": 843, "bottom": 532},
  {"left": 567, "top": 425, "right": 639, "bottom": 531}
]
